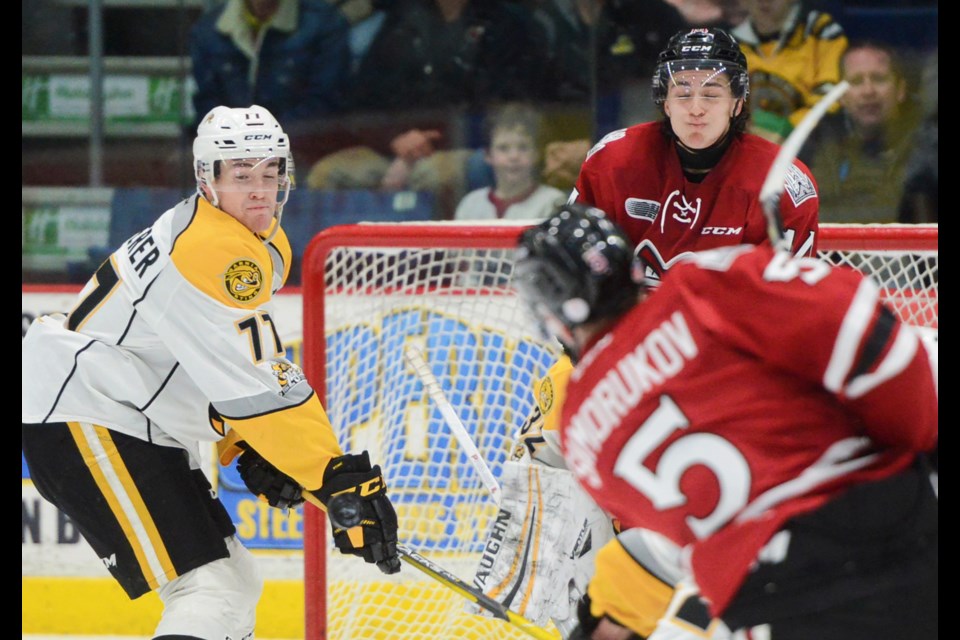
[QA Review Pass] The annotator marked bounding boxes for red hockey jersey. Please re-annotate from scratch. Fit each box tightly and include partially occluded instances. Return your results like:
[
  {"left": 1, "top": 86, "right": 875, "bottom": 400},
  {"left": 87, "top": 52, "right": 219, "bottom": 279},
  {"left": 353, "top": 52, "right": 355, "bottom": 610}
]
[
  {"left": 573, "top": 122, "right": 820, "bottom": 276},
  {"left": 560, "top": 245, "right": 937, "bottom": 616}
]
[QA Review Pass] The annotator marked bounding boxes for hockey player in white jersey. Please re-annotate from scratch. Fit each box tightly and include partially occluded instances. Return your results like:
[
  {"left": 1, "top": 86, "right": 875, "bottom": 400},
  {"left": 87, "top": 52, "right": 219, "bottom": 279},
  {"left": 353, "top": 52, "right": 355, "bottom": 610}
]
[{"left": 21, "top": 105, "right": 400, "bottom": 640}]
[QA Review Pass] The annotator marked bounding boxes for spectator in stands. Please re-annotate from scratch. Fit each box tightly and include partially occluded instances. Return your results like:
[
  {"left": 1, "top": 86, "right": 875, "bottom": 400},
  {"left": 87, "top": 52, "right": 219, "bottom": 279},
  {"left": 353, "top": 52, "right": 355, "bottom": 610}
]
[
  {"left": 454, "top": 103, "right": 565, "bottom": 221},
  {"left": 531, "top": 0, "right": 690, "bottom": 133},
  {"left": 306, "top": 0, "right": 551, "bottom": 217},
  {"left": 898, "top": 48, "right": 937, "bottom": 224},
  {"left": 731, "top": 0, "right": 848, "bottom": 142},
  {"left": 305, "top": 128, "right": 482, "bottom": 219},
  {"left": 189, "top": 0, "right": 351, "bottom": 129},
  {"left": 801, "top": 41, "right": 920, "bottom": 223},
  {"left": 345, "top": 0, "right": 548, "bottom": 113}
]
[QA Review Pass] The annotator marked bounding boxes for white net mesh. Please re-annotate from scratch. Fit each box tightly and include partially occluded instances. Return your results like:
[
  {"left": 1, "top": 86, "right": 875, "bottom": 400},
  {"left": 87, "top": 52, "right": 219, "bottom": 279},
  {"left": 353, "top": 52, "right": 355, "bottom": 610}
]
[
  {"left": 304, "top": 223, "right": 938, "bottom": 640},
  {"left": 818, "top": 253, "right": 938, "bottom": 328},
  {"left": 315, "top": 236, "right": 562, "bottom": 639}
]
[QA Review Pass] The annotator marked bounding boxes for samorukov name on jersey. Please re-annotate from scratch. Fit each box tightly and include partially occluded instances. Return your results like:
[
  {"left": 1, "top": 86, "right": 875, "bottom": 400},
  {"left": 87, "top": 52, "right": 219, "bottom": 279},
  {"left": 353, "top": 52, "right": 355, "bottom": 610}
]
[{"left": 565, "top": 311, "right": 698, "bottom": 489}]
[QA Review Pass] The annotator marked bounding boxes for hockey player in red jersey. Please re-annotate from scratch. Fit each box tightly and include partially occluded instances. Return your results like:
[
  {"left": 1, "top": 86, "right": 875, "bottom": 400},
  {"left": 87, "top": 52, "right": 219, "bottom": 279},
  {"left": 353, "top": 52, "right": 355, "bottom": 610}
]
[
  {"left": 514, "top": 204, "right": 938, "bottom": 640},
  {"left": 571, "top": 27, "right": 819, "bottom": 282},
  {"left": 477, "top": 28, "right": 824, "bottom": 639}
]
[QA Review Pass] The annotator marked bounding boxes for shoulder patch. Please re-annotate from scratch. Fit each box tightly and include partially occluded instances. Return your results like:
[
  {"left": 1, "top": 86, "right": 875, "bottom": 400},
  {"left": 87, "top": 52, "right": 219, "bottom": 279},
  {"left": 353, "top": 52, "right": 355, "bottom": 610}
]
[
  {"left": 223, "top": 259, "right": 265, "bottom": 302},
  {"left": 271, "top": 360, "right": 306, "bottom": 397},
  {"left": 537, "top": 375, "right": 555, "bottom": 415},
  {"left": 625, "top": 198, "right": 660, "bottom": 221},
  {"left": 784, "top": 164, "right": 817, "bottom": 207}
]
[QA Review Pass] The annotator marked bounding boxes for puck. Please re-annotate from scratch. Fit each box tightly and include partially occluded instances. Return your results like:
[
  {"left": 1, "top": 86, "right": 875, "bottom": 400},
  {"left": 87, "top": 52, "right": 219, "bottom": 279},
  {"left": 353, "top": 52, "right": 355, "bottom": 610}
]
[{"left": 327, "top": 493, "right": 363, "bottom": 528}]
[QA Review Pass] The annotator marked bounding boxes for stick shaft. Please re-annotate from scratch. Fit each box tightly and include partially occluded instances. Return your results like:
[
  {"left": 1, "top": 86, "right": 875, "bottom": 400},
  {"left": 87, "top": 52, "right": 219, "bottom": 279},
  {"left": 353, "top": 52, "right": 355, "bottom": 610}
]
[
  {"left": 397, "top": 544, "right": 557, "bottom": 640},
  {"left": 405, "top": 346, "right": 502, "bottom": 504},
  {"left": 759, "top": 80, "right": 851, "bottom": 248},
  {"left": 303, "top": 491, "right": 554, "bottom": 638}
]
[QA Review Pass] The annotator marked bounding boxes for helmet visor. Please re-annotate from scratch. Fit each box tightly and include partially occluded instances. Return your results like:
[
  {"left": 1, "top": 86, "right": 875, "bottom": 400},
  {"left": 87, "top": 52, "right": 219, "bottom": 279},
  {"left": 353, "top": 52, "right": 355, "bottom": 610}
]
[
  {"left": 663, "top": 60, "right": 739, "bottom": 97},
  {"left": 210, "top": 155, "right": 296, "bottom": 193},
  {"left": 513, "top": 257, "right": 571, "bottom": 343}
]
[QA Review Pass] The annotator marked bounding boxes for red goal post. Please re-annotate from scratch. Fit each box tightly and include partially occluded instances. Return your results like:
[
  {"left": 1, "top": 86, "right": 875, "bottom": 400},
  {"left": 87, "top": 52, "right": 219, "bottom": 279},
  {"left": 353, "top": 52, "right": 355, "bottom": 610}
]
[{"left": 300, "top": 222, "right": 938, "bottom": 640}]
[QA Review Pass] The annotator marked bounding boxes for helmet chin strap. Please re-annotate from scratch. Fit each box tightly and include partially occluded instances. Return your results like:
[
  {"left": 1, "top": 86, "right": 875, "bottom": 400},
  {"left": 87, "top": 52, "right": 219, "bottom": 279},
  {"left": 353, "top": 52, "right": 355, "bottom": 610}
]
[
  {"left": 205, "top": 184, "right": 220, "bottom": 209},
  {"left": 259, "top": 181, "right": 291, "bottom": 245}
]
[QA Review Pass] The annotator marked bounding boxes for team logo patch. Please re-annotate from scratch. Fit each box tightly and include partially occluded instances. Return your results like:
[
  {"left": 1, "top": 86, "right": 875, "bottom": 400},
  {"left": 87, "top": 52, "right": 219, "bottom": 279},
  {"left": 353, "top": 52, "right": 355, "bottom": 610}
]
[
  {"left": 224, "top": 259, "right": 264, "bottom": 302},
  {"left": 784, "top": 164, "right": 817, "bottom": 207},
  {"left": 538, "top": 376, "right": 555, "bottom": 414},
  {"left": 271, "top": 360, "right": 305, "bottom": 396}
]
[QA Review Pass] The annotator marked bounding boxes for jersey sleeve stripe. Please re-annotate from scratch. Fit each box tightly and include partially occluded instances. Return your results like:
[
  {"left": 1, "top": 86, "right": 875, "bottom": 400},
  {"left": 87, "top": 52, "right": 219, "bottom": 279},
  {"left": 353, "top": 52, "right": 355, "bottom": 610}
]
[
  {"left": 737, "top": 437, "right": 878, "bottom": 522},
  {"left": 848, "top": 306, "right": 896, "bottom": 381},
  {"left": 845, "top": 326, "right": 919, "bottom": 399},
  {"left": 823, "top": 277, "right": 880, "bottom": 393}
]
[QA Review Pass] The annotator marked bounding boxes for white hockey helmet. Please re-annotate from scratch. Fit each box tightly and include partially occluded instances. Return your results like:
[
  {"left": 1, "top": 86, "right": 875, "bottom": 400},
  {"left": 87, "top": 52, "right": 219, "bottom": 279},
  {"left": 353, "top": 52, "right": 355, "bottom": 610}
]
[{"left": 193, "top": 105, "right": 295, "bottom": 236}]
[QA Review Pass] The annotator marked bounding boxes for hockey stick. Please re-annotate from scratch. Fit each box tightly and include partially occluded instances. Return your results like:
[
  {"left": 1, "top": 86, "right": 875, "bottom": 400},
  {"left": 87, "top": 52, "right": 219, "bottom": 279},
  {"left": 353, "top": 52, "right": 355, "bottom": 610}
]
[
  {"left": 758, "top": 80, "right": 850, "bottom": 249},
  {"left": 314, "top": 492, "right": 556, "bottom": 640},
  {"left": 404, "top": 345, "right": 503, "bottom": 505},
  {"left": 396, "top": 543, "right": 557, "bottom": 640}
]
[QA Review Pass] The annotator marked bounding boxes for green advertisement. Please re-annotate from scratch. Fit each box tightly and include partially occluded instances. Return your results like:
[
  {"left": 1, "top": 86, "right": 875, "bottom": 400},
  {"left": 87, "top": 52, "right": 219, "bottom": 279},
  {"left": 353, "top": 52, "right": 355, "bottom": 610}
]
[
  {"left": 22, "top": 73, "right": 192, "bottom": 124},
  {"left": 22, "top": 205, "right": 110, "bottom": 271}
]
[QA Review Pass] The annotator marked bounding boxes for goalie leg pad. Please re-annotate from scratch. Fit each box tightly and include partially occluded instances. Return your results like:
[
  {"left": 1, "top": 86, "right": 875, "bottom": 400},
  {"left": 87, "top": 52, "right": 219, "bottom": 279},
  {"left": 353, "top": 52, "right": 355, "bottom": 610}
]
[
  {"left": 470, "top": 460, "right": 615, "bottom": 628},
  {"left": 153, "top": 535, "right": 262, "bottom": 640}
]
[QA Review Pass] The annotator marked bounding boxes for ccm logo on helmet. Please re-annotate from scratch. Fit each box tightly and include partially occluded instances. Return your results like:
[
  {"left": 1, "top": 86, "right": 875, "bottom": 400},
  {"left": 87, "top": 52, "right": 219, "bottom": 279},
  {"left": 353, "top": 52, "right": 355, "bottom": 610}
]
[
  {"left": 244, "top": 134, "right": 273, "bottom": 141},
  {"left": 681, "top": 45, "right": 712, "bottom": 52}
]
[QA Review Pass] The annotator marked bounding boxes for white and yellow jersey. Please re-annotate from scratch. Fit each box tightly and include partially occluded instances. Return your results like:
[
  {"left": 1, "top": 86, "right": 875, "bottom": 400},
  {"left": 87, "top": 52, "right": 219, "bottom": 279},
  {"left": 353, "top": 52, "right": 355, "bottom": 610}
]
[
  {"left": 512, "top": 354, "right": 574, "bottom": 468},
  {"left": 22, "top": 194, "right": 342, "bottom": 490}
]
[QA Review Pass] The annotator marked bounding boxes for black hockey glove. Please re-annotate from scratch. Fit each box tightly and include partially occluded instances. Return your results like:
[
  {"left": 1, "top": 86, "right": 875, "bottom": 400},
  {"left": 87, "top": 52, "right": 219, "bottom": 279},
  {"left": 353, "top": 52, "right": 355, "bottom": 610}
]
[
  {"left": 235, "top": 445, "right": 305, "bottom": 511},
  {"left": 313, "top": 451, "right": 401, "bottom": 575}
]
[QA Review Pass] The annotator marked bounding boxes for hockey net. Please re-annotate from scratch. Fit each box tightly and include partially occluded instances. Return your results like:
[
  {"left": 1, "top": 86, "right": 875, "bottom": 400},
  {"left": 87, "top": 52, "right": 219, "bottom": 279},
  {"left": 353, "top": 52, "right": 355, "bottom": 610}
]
[{"left": 300, "top": 222, "right": 938, "bottom": 640}]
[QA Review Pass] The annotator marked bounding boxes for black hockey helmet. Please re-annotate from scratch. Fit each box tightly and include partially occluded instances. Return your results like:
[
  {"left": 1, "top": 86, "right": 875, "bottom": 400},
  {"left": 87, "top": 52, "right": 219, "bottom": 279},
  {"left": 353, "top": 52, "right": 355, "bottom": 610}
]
[
  {"left": 514, "top": 204, "right": 640, "bottom": 355},
  {"left": 652, "top": 27, "right": 750, "bottom": 106}
]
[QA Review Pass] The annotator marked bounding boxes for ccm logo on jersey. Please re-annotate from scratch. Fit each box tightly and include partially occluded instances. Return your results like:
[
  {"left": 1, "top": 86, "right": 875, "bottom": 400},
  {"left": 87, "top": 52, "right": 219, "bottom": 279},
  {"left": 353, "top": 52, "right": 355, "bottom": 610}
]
[{"left": 701, "top": 226, "right": 743, "bottom": 236}]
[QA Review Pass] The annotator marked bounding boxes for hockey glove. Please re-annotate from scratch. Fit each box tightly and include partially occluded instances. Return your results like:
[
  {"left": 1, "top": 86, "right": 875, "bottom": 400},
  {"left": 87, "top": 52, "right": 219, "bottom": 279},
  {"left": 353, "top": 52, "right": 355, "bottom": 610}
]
[
  {"left": 569, "top": 593, "right": 644, "bottom": 640},
  {"left": 235, "top": 444, "right": 305, "bottom": 511},
  {"left": 313, "top": 451, "right": 401, "bottom": 575}
]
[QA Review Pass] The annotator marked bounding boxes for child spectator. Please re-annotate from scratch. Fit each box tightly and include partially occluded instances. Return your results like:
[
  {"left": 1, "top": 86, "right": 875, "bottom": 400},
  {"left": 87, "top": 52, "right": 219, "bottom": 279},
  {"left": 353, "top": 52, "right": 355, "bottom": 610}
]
[{"left": 454, "top": 103, "right": 565, "bottom": 221}]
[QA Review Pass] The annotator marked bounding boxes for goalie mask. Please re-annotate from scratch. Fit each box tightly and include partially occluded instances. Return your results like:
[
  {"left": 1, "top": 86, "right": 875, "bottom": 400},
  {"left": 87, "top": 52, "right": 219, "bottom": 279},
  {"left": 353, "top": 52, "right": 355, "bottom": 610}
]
[
  {"left": 514, "top": 204, "right": 640, "bottom": 359},
  {"left": 193, "top": 105, "right": 295, "bottom": 241},
  {"left": 652, "top": 28, "right": 750, "bottom": 107}
]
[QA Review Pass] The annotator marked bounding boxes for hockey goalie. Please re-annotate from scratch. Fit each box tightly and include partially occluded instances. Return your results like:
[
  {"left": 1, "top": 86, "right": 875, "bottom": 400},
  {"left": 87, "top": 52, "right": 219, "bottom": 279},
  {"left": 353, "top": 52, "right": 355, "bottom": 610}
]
[{"left": 470, "top": 356, "right": 730, "bottom": 639}]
